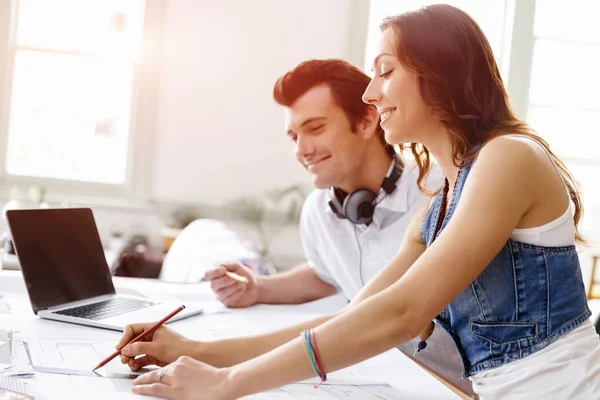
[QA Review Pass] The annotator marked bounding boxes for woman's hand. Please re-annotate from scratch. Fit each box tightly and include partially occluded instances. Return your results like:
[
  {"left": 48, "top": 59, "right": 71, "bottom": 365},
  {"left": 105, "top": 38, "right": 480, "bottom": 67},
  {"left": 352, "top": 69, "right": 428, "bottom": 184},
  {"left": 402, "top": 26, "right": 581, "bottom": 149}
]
[
  {"left": 116, "top": 323, "right": 197, "bottom": 370},
  {"left": 131, "top": 356, "right": 233, "bottom": 400}
]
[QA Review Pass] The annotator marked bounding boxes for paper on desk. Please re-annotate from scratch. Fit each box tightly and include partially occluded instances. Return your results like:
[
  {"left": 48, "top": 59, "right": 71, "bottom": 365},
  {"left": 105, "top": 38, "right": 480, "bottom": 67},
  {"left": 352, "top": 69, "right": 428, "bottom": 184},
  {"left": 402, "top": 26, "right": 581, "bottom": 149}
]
[
  {"left": 172, "top": 307, "right": 329, "bottom": 341},
  {"left": 240, "top": 382, "right": 410, "bottom": 400},
  {"left": 22, "top": 337, "right": 162, "bottom": 399},
  {"left": 241, "top": 360, "right": 454, "bottom": 400},
  {"left": 24, "top": 338, "right": 142, "bottom": 375},
  {"left": 114, "top": 279, "right": 230, "bottom": 315},
  {"left": 32, "top": 373, "right": 161, "bottom": 400}
]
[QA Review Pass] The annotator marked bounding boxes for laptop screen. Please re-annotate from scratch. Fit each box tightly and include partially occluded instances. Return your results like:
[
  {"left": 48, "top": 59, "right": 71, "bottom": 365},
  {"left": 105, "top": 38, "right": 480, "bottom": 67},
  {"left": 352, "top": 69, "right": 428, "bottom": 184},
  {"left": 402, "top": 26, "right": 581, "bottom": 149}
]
[{"left": 6, "top": 208, "right": 115, "bottom": 313}]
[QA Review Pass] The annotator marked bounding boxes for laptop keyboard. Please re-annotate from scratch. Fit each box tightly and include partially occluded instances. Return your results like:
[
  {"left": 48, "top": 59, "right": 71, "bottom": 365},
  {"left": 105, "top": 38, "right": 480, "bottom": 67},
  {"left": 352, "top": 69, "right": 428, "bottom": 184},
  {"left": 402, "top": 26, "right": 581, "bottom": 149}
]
[{"left": 53, "top": 297, "right": 157, "bottom": 320}]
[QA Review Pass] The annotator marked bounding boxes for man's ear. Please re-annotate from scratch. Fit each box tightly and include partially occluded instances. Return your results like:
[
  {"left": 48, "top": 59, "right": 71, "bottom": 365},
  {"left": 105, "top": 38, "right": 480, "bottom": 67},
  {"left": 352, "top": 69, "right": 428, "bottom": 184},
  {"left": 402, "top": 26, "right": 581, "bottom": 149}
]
[{"left": 358, "top": 106, "right": 380, "bottom": 139}]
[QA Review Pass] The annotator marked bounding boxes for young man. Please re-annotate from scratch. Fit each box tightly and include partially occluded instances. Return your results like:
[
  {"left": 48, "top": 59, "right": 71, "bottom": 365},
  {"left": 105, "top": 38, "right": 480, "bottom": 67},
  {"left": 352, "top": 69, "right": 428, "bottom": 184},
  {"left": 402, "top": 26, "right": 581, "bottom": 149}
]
[{"left": 205, "top": 59, "right": 438, "bottom": 307}]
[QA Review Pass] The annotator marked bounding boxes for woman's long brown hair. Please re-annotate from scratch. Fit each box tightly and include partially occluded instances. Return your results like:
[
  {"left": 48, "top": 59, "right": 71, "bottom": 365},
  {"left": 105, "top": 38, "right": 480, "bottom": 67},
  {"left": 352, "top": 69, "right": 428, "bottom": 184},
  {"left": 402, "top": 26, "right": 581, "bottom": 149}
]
[{"left": 380, "top": 4, "right": 585, "bottom": 244}]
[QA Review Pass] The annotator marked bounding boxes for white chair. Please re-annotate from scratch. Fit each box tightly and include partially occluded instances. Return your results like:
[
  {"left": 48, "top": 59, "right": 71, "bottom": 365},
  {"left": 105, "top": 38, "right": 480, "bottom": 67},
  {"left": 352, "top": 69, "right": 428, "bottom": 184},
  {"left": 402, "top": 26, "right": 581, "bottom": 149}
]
[{"left": 158, "top": 219, "right": 259, "bottom": 283}]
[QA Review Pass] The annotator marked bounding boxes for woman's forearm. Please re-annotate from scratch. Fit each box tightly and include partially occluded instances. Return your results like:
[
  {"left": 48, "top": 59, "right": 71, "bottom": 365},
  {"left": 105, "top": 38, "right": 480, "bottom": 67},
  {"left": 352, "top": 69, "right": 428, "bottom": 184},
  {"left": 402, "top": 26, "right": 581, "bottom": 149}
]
[
  {"left": 192, "top": 314, "right": 335, "bottom": 367},
  {"left": 225, "top": 289, "right": 416, "bottom": 398}
]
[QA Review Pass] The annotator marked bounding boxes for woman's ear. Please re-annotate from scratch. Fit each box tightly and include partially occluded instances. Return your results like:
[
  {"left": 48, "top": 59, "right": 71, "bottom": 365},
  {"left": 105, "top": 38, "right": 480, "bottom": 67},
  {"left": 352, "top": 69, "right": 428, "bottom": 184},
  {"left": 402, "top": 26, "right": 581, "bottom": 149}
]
[{"left": 359, "top": 106, "right": 380, "bottom": 139}]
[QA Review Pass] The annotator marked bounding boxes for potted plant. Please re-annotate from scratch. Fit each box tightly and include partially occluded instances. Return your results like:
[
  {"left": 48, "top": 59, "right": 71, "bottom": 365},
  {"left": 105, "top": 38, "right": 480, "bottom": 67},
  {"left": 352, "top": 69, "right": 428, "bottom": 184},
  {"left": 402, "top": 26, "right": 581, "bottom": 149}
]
[{"left": 229, "top": 184, "right": 308, "bottom": 272}]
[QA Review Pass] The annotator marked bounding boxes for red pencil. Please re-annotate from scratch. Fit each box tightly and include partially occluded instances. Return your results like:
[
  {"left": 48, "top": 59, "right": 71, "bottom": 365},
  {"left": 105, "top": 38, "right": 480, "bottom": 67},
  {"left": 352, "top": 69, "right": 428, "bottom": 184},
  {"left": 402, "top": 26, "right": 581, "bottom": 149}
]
[{"left": 93, "top": 305, "right": 186, "bottom": 371}]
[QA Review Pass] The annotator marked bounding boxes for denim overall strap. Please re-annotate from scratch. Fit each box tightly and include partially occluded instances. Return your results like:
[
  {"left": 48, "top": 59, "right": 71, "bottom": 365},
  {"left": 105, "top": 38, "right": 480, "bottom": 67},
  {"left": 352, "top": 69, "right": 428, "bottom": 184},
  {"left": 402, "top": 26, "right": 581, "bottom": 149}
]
[{"left": 421, "top": 159, "right": 475, "bottom": 246}]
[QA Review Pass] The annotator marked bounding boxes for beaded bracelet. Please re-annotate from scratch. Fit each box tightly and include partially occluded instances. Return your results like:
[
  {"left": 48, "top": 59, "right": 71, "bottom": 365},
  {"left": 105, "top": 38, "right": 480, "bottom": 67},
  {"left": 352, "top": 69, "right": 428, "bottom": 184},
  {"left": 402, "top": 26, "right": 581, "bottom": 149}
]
[{"left": 301, "top": 329, "right": 327, "bottom": 387}]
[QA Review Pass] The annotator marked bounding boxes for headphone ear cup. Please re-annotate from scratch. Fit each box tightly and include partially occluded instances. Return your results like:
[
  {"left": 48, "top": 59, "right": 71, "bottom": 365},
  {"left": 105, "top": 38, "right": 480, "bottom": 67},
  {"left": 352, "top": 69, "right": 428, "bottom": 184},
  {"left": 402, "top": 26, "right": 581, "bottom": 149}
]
[
  {"left": 329, "top": 187, "right": 346, "bottom": 219},
  {"left": 343, "top": 189, "right": 377, "bottom": 224}
]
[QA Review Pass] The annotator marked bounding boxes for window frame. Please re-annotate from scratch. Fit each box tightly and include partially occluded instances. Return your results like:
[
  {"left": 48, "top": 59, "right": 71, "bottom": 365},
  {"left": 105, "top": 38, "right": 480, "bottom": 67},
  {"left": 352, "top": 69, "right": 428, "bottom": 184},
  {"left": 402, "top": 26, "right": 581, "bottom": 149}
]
[
  {"left": 0, "top": 0, "right": 165, "bottom": 208},
  {"left": 505, "top": 1, "right": 600, "bottom": 164}
]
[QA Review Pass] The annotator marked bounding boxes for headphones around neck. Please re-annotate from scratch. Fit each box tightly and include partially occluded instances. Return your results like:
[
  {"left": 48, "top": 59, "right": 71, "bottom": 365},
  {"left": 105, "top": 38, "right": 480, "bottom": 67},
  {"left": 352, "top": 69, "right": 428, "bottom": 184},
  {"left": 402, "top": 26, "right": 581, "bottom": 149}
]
[{"left": 328, "top": 157, "right": 403, "bottom": 225}]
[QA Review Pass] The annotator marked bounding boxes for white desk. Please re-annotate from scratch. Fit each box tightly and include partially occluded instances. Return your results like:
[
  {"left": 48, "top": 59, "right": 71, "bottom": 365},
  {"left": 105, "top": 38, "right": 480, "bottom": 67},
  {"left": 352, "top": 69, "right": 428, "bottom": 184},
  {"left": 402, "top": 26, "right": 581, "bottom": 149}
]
[{"left": 0, "top": 271, "right": 460, "bottom": 399}]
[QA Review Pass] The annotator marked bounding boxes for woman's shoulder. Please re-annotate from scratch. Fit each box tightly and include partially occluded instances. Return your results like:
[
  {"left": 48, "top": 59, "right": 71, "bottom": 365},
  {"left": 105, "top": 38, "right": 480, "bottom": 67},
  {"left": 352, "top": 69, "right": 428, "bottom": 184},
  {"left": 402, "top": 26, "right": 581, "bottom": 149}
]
[
  {"left": 480, "top": 134, "right": 545, "bottom": 159},
  {"left": 464, "top": 134, "right": 551, "bottom": 212},
  {"left": 475, "top": 133, "right": 547, "bottom": 173}
]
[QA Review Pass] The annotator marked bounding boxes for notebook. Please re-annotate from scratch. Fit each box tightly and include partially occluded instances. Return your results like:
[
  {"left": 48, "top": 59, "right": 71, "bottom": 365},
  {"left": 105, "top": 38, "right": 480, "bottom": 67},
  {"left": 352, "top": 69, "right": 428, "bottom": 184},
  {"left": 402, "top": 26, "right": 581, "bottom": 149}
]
[{"left": 6, "top": 208, "right": 204, "bottom": 331}]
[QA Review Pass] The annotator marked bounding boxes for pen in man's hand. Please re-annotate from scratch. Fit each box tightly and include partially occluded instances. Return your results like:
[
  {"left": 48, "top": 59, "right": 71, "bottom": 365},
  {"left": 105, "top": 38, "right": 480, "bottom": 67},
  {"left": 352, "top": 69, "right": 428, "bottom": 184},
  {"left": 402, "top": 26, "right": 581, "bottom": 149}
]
[
  {"left": 92, "top": 304, "right": 186, "bottom": 371},
  {"left": 201, "top": 268, "right": 249, "bottom": 283},
  {"left": 224, "top": 270, "right": 248, "bottom": 283}
]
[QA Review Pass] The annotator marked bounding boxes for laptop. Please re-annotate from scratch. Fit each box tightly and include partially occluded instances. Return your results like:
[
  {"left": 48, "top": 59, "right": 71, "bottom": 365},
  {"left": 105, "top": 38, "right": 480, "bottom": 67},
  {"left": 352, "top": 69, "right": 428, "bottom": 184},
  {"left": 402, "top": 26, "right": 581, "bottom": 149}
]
[{"left": 6, "top": 207, "right": 204, "bottom": 331}]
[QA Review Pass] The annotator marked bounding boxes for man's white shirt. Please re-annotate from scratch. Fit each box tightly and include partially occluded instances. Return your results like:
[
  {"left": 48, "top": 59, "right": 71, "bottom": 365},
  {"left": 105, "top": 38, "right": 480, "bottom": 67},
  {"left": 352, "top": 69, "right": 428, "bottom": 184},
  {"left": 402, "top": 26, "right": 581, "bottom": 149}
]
[{"left": 300, "top": 159, "right": 444, "bottom": 300}]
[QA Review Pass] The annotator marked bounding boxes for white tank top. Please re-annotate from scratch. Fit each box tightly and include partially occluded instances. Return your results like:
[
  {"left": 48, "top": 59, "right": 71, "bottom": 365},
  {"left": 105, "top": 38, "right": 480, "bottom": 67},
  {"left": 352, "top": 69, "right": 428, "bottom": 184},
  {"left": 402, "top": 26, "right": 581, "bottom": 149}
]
[
  {"left": 507, "top": 135, "right": 575, "bottom": 247},
  {"left": 510, "top": 203, "right": 574, "bottom": 246}
]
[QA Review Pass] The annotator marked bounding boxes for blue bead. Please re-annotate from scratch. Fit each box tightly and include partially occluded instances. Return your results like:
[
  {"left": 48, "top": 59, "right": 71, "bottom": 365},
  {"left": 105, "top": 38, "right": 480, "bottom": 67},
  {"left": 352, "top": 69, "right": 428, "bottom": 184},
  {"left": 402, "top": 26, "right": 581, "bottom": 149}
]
[{"left": 417, "top": 341, "right": 427, "bottom": 351}]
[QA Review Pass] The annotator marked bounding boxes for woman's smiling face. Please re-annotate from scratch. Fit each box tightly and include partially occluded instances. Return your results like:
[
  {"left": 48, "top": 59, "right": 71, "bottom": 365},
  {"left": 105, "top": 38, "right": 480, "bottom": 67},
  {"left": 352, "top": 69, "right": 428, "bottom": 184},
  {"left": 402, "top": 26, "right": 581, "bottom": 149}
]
[{"left": 362, "top": 28, "right": 434, "bottom": 145}]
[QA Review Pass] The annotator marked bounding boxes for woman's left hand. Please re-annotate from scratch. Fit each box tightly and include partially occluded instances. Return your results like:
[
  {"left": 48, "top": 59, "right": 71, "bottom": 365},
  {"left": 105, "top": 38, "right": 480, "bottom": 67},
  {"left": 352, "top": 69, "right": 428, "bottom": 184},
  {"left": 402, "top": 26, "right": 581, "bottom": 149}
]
[{"left": 132, "top": 356, "right": 233, "bottom": 400}]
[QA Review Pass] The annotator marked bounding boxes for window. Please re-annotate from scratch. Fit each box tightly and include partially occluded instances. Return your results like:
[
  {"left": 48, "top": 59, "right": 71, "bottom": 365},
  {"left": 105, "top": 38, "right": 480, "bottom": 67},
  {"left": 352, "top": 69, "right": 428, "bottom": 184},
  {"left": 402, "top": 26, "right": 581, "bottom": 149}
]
[
  {"left": 527, "top": 0, "right": 600, "bottom": 161},
  {"left": 0, "top": 0, "right": 154, "bottom": 203},
  {"left": 524, "top": 0, "right": 600, "bottom": 232}
]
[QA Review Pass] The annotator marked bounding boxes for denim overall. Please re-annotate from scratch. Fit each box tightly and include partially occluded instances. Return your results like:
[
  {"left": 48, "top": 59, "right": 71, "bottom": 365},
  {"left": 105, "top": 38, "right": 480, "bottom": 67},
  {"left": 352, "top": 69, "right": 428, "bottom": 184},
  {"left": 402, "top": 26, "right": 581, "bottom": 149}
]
[{"left": 421, "top": 159, "right": 591, "bottom": 378}]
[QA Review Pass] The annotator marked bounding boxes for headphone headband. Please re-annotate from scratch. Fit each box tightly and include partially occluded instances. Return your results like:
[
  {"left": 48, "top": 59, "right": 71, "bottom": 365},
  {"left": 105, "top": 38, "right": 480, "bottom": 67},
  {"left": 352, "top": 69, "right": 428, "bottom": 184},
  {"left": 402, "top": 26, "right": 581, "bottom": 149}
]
[{"left": 381, "top": 157, "right": 403, "bottom": 194}]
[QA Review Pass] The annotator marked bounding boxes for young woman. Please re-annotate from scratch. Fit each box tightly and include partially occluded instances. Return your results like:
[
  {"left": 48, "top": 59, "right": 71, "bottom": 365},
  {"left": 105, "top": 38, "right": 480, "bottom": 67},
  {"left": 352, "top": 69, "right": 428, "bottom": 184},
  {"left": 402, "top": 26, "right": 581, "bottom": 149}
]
[{"left": 119, "top": 5, "right": 600, "bottom": 399}]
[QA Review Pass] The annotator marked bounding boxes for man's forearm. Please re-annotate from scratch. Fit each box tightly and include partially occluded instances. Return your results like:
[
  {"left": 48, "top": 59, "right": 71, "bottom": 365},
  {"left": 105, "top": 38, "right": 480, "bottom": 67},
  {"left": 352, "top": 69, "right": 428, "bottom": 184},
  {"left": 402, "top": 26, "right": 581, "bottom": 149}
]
[{"left": 255, "top": 263, "right": 337, "bottom": 304}]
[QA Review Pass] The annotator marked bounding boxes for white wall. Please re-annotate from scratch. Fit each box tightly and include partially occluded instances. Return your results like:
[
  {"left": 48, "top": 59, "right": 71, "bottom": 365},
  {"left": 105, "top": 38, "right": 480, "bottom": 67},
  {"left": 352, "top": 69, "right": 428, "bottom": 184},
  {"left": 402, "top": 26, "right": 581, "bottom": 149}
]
[
  {"left": 150, "top": 0, "right": 359, "bottom": 205},
  {"left": 1, "top": 1, "right": 366, "bottom": 270}
]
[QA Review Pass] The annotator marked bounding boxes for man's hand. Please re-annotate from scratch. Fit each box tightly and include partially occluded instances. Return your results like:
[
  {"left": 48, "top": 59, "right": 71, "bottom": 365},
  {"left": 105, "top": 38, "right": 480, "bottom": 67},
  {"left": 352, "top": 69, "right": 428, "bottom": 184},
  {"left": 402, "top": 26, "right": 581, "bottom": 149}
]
[
  {"left": 116, "top": 323, "right": 195, "bottom": 371},
  {"left": 204, "top": 262, "right": 259, "bottom": 308}
]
